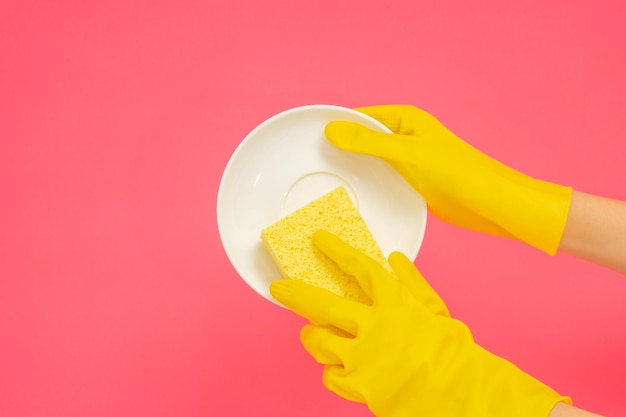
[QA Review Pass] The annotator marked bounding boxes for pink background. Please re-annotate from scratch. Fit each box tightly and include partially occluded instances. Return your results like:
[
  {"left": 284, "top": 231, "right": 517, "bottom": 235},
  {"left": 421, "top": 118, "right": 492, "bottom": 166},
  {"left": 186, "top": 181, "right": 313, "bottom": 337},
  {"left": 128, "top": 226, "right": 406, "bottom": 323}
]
[{"left": 1, "top": 1, "right": 625, "bottom": 416}]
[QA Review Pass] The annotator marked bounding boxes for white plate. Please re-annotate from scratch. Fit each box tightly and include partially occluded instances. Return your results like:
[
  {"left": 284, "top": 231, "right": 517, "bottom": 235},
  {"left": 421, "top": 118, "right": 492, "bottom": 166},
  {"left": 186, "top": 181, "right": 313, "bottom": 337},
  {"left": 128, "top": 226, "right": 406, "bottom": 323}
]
[{"left": 217, "top": 105, "right": 427, "bottom": 306}]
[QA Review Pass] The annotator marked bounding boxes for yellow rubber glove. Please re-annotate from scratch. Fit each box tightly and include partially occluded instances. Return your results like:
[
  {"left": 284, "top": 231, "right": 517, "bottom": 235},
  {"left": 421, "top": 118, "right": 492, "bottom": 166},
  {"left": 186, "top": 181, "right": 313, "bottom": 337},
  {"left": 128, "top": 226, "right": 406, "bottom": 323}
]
[
  {"left": 270, "top": 230, "right": 571, "bottom": 417},
  {"left": 325, "top": 105, "right": 572, "bottom": 255}
]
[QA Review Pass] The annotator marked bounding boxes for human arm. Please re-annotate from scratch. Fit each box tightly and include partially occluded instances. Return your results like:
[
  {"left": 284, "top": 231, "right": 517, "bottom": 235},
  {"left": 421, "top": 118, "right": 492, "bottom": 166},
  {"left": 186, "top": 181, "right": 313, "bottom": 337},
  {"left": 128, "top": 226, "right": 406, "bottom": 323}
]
[
  {"left": 326, "top": 105, "right": 626, "bottom": 274},
  {"left": 559, "top": 190, "right": 626, "bottom": 274}
]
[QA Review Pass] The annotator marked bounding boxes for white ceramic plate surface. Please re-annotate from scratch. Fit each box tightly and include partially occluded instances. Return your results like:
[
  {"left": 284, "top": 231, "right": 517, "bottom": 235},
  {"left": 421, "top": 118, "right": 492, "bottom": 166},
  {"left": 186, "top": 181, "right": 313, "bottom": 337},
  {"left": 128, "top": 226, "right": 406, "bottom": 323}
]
[{"left": 217, "top": 105, "right": 427, "bottom": 306}]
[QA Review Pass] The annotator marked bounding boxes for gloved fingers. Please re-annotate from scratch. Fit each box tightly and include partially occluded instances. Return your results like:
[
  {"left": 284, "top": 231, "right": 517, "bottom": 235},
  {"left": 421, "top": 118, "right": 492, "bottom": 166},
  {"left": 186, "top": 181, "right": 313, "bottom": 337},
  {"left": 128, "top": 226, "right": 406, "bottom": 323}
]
[
  {"left": 312, "top": 230, "right": 395, "bottom": 303},
  {"left": 323, "top": 365, "right": 365, "bottom": 404},
  {"left": 324, "top": 121, "right": 418, "bottom": 165},
  {"left": 354, "top": 105, "right": 406, "bottom": 134},
  {"left": 270, "top": 279, "right": 363, "bottom": 335},
  {"left": 355, "top": 105, "right": 435, "bottom": 136},
  {"left": 388, "top": 251, "right": 451, "bottom": 318},
  {"left": 300, "top": 324, "right": 346, "bottom": 366}
]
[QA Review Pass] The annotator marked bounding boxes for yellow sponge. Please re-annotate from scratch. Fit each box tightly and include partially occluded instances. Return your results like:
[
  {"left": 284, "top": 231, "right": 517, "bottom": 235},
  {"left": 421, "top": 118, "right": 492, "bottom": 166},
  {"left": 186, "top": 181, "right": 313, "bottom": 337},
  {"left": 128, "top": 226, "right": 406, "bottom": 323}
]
[{"left": 261, "top": 186, "right": 391, "bottom": 306}]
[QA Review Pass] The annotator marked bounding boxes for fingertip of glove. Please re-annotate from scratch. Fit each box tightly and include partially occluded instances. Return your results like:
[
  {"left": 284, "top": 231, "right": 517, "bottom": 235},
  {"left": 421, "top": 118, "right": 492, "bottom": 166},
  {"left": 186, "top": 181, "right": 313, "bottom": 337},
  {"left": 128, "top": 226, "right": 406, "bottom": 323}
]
[
  {"left": 388, "top": 251, "right": 410, "bottom": 263},
  {"left": 324, "top": 121, "right": 359, "bottom": 144},
  {"left": 312, "top": 230, "right": 355, "bottom": 263},
  {"left": 269, "top": 279, "right": 292, "bottom": 304},
  {"left": 388, "top": 251, "right": 417, "bottom": 271},
  {"left": 312, "top": 229, "right": 335, "bottom": 246},
  {"left": 270, "top": 279, "right": 321, "bottom": 308}
]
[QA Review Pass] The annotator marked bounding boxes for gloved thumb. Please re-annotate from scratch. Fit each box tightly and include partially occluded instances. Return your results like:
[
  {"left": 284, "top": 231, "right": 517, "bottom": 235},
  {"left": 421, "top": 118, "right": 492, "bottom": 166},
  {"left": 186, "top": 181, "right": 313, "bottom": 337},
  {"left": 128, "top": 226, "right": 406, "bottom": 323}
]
[{"left": 324, "top": 121, "right": 418, "bottom": 164}]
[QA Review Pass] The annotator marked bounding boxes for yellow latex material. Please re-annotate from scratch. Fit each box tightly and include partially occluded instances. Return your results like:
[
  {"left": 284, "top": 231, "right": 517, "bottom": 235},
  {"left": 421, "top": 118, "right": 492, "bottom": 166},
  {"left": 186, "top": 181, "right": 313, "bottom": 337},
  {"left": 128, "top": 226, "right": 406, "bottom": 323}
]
[
  {"left": 270, "top": 230, "right": 572, "bottom": 417},
  {"left": 325, "top": 105, "right": 572, "bottom": 255}
]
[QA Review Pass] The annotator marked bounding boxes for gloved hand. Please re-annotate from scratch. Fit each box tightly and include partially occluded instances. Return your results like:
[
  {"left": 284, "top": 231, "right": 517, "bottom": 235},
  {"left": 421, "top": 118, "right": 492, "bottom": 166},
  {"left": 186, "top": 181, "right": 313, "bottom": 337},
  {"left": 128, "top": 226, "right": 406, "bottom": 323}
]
[
  {"left": 270, "top": 230, "right": 571, "bottom": 417},
  {"left": 325, "top": 105, "right": 572, "bottom": 255}
]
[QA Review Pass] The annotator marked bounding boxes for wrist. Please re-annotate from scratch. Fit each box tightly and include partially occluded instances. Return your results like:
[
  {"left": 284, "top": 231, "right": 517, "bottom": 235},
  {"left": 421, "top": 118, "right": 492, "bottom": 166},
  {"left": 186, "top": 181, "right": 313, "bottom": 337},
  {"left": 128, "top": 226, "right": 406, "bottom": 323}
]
[{"left": 549, "top": 402, "right": 605, "bottom": 417}]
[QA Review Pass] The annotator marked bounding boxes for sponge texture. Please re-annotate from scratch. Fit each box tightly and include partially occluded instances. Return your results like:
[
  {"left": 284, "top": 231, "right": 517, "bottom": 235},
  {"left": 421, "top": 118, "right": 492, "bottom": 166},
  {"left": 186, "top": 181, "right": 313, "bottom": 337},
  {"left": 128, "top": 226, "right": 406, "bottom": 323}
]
[{"left": 261, "top": 186, "right": 391, "bottom": 305}]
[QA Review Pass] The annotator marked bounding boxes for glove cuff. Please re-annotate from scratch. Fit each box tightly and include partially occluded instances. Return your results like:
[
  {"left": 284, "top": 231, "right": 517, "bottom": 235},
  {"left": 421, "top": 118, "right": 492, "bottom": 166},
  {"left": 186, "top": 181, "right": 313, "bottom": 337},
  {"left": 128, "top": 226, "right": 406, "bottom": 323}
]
[
  {"left": 510, "top": 180, "right": 572, "bottom": 255},
  {"left": 482, "top": 172, "right": 573, "bottom": 255}
]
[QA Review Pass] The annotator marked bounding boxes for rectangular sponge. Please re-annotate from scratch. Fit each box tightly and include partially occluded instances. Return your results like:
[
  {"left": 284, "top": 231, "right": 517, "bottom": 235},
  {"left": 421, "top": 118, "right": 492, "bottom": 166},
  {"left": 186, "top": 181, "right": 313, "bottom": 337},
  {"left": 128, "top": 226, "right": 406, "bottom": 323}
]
[{"left": 260, "top": 186, "right": 392, "bottom": 305}]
